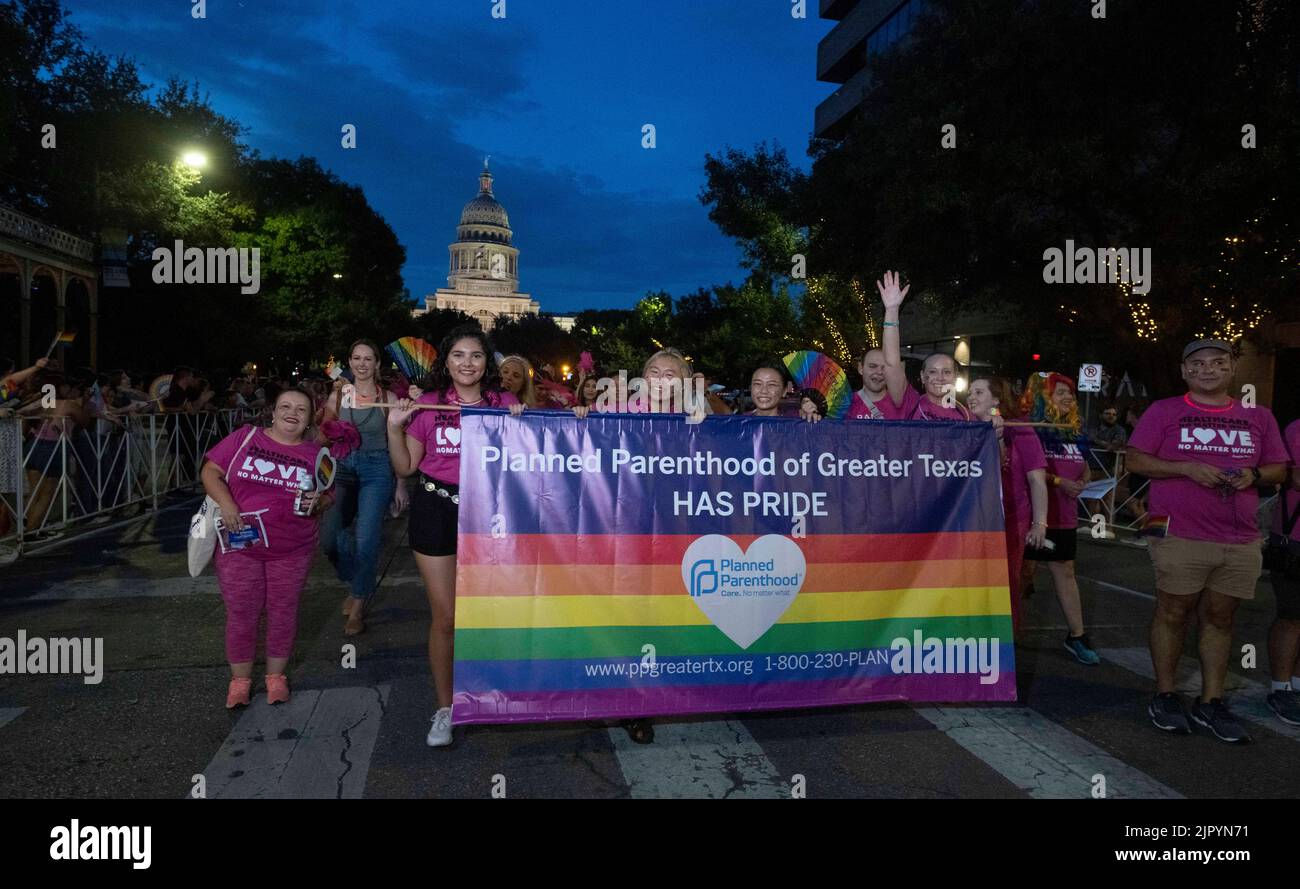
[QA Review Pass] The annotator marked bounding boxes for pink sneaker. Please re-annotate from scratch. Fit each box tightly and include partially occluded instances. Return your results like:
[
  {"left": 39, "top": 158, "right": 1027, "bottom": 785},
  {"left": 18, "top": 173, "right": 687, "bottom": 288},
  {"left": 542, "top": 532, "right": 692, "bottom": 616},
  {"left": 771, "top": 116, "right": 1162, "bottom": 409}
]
[
  {"left": 265, "top": 673, "right": 290, "bottom": 705},
  {"left": 226, "top": 677, "right": 252, "bottom": 709}
]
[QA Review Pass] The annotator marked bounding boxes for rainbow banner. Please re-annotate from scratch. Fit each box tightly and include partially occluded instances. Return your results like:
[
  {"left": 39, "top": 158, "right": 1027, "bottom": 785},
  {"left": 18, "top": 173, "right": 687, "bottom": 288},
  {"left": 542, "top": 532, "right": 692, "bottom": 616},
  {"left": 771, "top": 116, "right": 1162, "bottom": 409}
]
[{"left": 453, "top": 410, "right": 1015, "bottom": 724}]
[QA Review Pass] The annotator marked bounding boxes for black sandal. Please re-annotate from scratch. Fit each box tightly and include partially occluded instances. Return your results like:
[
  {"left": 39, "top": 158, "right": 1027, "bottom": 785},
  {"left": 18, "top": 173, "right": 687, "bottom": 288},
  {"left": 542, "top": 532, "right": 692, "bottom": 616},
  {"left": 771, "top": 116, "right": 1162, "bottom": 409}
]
[{"left": 620, "top": 718, "right": 655, "bottom": 744}]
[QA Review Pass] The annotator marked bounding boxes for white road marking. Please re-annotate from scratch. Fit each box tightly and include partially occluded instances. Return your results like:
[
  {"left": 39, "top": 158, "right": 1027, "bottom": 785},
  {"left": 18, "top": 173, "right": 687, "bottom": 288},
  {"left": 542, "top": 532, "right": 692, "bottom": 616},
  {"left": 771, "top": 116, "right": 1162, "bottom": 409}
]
[
  {"left": 1077, "top": 576, "right": 1154, "bottom": 601},
  {"left": 201, "top": 685, "right": 390, "bottom": 799},
  {"left": 917, "top": 706, "right": 1181, "bottom": 799},
  {"left": 608, "top": 720, "right": 790, "bottom": 799},
  {"left": 1099, "top": 647, "right": 1300, "bottom": 742}
]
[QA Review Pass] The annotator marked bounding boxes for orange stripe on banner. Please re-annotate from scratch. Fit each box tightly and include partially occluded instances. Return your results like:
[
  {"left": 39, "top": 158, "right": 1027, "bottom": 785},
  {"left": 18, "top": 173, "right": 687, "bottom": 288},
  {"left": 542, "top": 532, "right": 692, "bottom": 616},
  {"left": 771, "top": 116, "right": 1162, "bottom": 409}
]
[
  {"left": 457, "top": 531, "right": 1008, "bottom": 566},
  {"left": 456, "top": 558, "right": 1009, "bottom": 598}
]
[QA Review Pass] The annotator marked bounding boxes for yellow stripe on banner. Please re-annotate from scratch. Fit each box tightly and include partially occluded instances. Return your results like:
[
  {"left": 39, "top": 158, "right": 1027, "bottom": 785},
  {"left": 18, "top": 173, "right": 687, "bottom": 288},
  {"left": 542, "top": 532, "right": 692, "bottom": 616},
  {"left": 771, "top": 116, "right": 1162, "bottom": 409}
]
[{"left": 454, "top": 587, "right": 1011, "bottom": 630}]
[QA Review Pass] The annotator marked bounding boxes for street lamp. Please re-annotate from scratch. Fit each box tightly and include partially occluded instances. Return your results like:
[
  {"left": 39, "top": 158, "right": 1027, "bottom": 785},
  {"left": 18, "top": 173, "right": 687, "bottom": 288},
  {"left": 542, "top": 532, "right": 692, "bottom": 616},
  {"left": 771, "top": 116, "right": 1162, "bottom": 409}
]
[{"left": 180, "top": 150, "right": 208, "bottom": 170}]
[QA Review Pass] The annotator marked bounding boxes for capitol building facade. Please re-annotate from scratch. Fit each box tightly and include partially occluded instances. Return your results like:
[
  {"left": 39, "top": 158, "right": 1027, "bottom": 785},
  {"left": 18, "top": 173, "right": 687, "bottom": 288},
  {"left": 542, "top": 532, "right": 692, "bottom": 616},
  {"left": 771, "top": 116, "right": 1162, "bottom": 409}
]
[{"left": 414, "top": 161, "right": 571, "bottom": 332}]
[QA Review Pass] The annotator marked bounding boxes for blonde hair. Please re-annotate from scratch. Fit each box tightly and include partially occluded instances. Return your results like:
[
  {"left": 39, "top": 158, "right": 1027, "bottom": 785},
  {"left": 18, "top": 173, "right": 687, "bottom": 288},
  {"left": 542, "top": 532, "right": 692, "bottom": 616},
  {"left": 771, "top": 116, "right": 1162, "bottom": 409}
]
[
  {"left": 499, "top": 355, "right": 542, "bottom": 408},
  {"left": 641, "top": 347, "right": 691, "bottom": 379}
]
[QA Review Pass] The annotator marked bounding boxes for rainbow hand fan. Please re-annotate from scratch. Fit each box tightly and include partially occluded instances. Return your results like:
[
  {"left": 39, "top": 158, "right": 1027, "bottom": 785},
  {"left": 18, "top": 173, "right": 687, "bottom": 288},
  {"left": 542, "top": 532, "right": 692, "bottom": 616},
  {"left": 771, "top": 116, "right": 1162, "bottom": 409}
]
[
  {"left": 386, "top": 337, "right": 437, "bottom": 382},
  {"left": 782, "top": 351, "right": 852, "bottom": 420}
]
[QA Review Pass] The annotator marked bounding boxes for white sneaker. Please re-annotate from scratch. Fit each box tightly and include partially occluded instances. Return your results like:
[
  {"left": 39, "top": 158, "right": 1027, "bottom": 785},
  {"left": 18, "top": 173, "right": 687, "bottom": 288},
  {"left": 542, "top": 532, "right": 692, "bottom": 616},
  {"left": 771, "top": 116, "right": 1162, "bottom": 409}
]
[{"left": 426, "top": 707, "right": 453, "bottom": 747}]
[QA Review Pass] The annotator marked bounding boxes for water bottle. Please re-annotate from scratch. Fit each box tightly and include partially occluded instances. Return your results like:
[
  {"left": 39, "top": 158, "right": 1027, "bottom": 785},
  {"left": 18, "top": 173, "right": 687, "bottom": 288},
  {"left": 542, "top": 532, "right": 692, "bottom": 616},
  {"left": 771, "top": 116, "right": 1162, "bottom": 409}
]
[{"left": 293, "top": 474, "right": 315, "bottom": 517}]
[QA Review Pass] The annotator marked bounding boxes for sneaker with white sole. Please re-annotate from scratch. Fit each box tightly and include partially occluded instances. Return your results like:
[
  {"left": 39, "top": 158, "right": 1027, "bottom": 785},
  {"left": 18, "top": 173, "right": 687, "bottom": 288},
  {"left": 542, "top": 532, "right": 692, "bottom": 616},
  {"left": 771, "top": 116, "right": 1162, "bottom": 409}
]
[
  {"left": 426, "top": 707, "right": 453, "bottom": 747},
  {"left": 1190, "top": 697, "right": 1251, "bottom": 743},
  {"left": 1266, "top": 689, "right": 1300, "bottom": 726},
  {"left": 1148, "top": 692, "right": 1191, "bottom": 733}
]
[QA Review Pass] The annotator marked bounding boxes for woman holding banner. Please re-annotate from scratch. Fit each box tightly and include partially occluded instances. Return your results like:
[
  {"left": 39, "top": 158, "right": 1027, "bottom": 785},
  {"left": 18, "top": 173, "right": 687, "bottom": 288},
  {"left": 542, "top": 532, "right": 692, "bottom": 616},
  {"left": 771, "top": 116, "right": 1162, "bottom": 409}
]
[
  {"left": 967, "top": 376, "right": 1048, "bottom": 634},
  {"left": 499, "top": 355, "right": 546, "bottom": 410},
  {"left": 878, "top": 271, "right": 972, "bottom": 421},
  {"left": 1021, "top": 374, "right": 1101, "bottom": 665},
  {"left": 318, "top": 339, "right": 396, "bottom": 637},
  {"left": 202, "top": 387, "right": 331, "bottom": 709},
  {"left": 387, "top": 325, "right": 522, "bottom": 748},
  {"left": 571, "top": 346, "right": 701, "bottom": 743}
]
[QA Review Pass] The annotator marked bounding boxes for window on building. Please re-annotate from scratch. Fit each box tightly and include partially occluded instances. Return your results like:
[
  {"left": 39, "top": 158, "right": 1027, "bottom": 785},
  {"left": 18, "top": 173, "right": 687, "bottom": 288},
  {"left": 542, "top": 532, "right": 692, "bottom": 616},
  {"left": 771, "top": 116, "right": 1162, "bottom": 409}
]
[{"left": 866, "top": 0, "right": 926, "bottom": 63}]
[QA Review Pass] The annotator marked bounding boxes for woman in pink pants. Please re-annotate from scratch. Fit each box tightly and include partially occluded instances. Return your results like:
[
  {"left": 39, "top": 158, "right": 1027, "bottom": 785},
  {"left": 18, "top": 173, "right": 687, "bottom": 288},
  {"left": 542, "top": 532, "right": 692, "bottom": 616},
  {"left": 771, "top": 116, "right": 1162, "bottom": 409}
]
[{"left": 202, "top": 388, "right": 331, "bottom": 708}]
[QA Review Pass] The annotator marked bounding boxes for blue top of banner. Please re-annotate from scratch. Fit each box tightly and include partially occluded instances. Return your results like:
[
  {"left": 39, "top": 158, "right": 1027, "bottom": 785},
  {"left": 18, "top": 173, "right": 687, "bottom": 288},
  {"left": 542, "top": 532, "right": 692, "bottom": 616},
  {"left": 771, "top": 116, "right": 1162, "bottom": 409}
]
[{"left": 458, "top": 409, "right": 1005, "bottom": 536}]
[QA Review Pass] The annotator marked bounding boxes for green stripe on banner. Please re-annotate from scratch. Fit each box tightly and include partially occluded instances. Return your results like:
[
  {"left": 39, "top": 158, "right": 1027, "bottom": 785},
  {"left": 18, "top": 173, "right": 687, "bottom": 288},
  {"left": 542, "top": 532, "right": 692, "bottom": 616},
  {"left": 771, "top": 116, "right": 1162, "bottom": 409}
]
[{"left": 454, "top": 614, "right": 1012, "bottom": 661}]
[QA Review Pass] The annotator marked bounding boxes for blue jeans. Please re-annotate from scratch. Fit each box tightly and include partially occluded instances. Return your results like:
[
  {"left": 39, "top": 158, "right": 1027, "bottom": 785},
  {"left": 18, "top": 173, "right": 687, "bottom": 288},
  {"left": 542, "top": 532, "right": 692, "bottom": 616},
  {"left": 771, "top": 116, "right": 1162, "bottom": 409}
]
[{"left": 321, "top": 449, "right": 395, "bottom": 600}]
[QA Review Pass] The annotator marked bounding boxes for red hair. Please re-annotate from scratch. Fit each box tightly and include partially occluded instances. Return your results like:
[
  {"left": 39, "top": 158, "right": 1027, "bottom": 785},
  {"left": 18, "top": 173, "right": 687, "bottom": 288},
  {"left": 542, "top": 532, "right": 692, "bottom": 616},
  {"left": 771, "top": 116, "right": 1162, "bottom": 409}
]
[{"left": 1047, "top": 373, "right": 1075, "bottom": 395}]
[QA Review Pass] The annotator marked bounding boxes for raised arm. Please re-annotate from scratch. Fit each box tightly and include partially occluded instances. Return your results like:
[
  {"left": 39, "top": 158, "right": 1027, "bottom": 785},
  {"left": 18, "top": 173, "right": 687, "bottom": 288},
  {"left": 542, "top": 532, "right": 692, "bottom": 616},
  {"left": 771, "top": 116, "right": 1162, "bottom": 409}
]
[
  {"left": 876, "top": 270, "right": 910, "bottom": 406},
  {"left": 0, "top": 357, "right": 48, "bottom": 392}
]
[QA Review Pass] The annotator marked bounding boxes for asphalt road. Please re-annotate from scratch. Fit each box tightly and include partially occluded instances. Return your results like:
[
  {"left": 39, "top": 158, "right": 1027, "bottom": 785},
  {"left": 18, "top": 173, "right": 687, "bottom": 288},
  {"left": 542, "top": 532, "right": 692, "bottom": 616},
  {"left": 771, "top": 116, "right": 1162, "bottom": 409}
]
[{"left": 1, "top": 501, "right": 1296, "bottom": 799}]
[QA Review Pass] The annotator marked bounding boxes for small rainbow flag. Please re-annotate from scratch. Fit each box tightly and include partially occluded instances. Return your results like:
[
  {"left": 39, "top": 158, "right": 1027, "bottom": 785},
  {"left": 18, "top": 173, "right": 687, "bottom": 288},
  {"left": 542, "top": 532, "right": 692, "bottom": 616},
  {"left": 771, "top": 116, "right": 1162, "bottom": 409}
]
[
  {"left": 1138, "top": 515, "right": 1170, "bottom": 538},
  {"left": 44, "top": 330, "right": 77, "bottom": 359}
]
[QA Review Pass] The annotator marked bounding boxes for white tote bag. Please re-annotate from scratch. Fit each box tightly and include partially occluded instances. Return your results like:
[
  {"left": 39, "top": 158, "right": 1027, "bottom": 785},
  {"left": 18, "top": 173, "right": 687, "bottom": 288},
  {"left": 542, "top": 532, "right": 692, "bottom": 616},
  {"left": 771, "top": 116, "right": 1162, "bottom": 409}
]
[{"left": 187, "top": 426, "right": 257, "bottom": 577}]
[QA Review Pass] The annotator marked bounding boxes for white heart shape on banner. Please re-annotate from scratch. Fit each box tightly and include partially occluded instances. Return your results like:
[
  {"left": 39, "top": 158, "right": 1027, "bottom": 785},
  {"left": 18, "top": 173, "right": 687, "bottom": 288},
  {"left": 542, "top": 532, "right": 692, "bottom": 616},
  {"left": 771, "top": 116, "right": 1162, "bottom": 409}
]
[
  {"left": 680, "top": 534, "right": 806, "bottom": 649},
  {"left": 445, "top": 427, "right": 462, "bottom": 446},
  {"left": 1192, "top": 428, "right": 1216, "bottom": 444},
  {"left": 253, "top": 458, "right": 277, "bottom": 475}
]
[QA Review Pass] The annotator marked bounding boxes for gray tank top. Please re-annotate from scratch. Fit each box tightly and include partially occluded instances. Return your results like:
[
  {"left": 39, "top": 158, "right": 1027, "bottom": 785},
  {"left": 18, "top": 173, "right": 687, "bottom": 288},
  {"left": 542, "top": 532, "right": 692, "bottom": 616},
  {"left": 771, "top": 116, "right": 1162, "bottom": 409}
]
[{"left": 341, "top": 391, "right": 388, "bottom": 451}]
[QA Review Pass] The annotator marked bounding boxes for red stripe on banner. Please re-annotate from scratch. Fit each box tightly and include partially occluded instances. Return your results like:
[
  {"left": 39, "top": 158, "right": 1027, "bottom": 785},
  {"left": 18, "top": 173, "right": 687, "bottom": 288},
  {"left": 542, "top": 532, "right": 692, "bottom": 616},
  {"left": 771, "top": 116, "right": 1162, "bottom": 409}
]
[
  {"left": 457, "top": 531, "right": 1007, "bottom": 566},
  {"left": 451, "top": 670, "right": 1018, "bottom": 724}
]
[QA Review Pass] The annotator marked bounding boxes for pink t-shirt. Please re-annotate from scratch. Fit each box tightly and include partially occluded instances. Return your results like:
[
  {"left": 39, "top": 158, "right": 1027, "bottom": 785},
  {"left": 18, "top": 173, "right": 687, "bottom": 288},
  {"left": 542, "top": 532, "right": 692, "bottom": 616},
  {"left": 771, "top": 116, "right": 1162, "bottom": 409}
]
[
  {"left": 1129, "top": 394, "right": 1288, "bottom": 544},
  {"left": 1042, "top": 434, "right": 1089, "bottom": 529},
  {"left": 1275, "top": 419, "right": 1300, "bottom": 543},
  {"left": 1001, "top": 426, "right": 1048, "bottom": 535},
  {"left": 907, "top": 388, "right": 970, "bottom": 421},
  {"left": 205, "top": 426, "right": 323, "bottom": 560},
  {"left": 847, "top": 388, "right": 917, "bottom": 421},
  {"left": 406, "top": 387, "right": 519, "bottom": 484}
]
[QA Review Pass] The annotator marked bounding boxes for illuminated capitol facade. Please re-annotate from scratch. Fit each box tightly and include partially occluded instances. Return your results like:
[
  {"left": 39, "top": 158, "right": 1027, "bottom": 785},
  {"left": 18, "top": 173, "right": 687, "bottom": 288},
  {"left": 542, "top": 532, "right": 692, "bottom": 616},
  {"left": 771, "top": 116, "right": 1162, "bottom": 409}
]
[{"left": 414, "top": 161, "right": 572, "bottom": 332}]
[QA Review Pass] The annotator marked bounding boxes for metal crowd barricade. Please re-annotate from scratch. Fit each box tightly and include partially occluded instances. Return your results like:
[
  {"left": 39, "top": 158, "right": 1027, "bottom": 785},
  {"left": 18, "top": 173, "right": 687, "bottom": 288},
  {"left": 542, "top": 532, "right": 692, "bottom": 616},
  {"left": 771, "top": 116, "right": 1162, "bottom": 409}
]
[
  {"left": 1076, "top": 446, "right": 1150, "bottom": 535},
  {"left": 0, "top": 408, "right": 256, "bottom": 562}
]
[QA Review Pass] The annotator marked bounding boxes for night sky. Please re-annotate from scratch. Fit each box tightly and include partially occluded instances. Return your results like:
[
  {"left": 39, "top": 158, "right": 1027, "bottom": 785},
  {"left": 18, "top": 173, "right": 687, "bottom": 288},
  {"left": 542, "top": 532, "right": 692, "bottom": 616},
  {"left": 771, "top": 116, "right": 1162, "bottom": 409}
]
[{"left": 62, "top": 0, "right": 832, "bottom": 313}]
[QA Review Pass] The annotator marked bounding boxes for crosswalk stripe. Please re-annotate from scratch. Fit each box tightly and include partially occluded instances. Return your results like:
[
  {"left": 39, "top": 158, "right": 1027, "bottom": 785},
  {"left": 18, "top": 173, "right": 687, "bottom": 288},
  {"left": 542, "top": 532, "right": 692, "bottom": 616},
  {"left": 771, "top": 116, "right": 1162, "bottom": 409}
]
[
  {"left": 0, "top": 707, "right": 25, "bottom": 730},
  {"left": 608, "top": 720, "right": 790, "bottom": 799},
  {"left": 1098, "top": 647, "right": 1300, "bottom": 742},
  {"left": 917, "top": 706, "right": 1181, "bottom": 798},
  {"left": 201, "top": 685, "right": 390, "bottom": 799}
]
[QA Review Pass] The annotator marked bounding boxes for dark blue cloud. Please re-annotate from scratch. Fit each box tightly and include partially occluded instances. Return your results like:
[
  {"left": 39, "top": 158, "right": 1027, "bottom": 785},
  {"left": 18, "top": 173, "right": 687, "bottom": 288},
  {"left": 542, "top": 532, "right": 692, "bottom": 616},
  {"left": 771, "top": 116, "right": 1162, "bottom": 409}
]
[{"left": 62, "top": 0, "right": 830, "bottom": 312}]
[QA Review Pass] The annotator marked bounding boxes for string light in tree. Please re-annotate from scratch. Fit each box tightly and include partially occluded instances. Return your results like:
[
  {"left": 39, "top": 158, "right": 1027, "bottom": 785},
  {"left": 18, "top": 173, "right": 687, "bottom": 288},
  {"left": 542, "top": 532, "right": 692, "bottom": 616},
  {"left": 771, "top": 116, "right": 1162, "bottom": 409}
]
[
  {"left": 805, "top": 276, "right": 852, "bottom": 364},
  {"left": 1119, "top": 280, "right": 1160, "bottom": 341},
  {"left": 849, "top": 277, "right": 880, "bottom": 349}
]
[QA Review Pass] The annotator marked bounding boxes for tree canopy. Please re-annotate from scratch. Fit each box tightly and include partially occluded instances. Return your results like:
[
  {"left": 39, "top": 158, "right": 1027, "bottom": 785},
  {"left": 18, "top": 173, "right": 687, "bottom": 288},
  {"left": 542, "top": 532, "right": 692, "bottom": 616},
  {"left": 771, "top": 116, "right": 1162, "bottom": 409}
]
[{"left": 1, "top": 0, "right": 411, "bottom": 374}]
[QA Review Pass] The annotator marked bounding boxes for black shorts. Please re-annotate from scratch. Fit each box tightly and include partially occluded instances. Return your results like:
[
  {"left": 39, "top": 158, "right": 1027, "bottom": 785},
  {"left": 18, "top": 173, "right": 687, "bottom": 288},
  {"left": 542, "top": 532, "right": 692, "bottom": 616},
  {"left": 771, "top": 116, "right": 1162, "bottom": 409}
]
[
  {"left": 409, "top": 479, "right": 458, "bottom": 557},
  {"left": 1274, "top": 571, "right": 1300, "bottom": 621},
  {"left": 1025, "top": 526, "right": 1078, "bottom": 562}
]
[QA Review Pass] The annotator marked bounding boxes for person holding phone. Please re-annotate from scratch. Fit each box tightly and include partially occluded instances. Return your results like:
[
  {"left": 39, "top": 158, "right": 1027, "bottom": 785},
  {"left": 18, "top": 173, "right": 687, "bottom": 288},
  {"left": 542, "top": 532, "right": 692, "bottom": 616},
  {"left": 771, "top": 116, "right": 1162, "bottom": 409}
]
[{"left": 202, "top": 387, "right": 332, "bottom": 709}]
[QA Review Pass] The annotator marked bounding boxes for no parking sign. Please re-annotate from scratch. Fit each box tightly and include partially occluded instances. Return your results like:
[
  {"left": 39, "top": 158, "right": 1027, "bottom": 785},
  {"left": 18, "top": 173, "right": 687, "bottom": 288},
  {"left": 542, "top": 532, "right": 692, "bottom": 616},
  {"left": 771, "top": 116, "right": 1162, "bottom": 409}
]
[{"left": 1078, "top": 363, "right": 1102, "bottom": 392}]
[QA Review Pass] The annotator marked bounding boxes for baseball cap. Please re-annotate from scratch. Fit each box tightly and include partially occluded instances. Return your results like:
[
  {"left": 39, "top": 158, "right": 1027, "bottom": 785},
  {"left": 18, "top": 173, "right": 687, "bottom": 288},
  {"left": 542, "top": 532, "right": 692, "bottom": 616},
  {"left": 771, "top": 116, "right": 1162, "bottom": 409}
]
[{"left": 1182, "top": 339, "right": 1233, "bottom": 361}]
